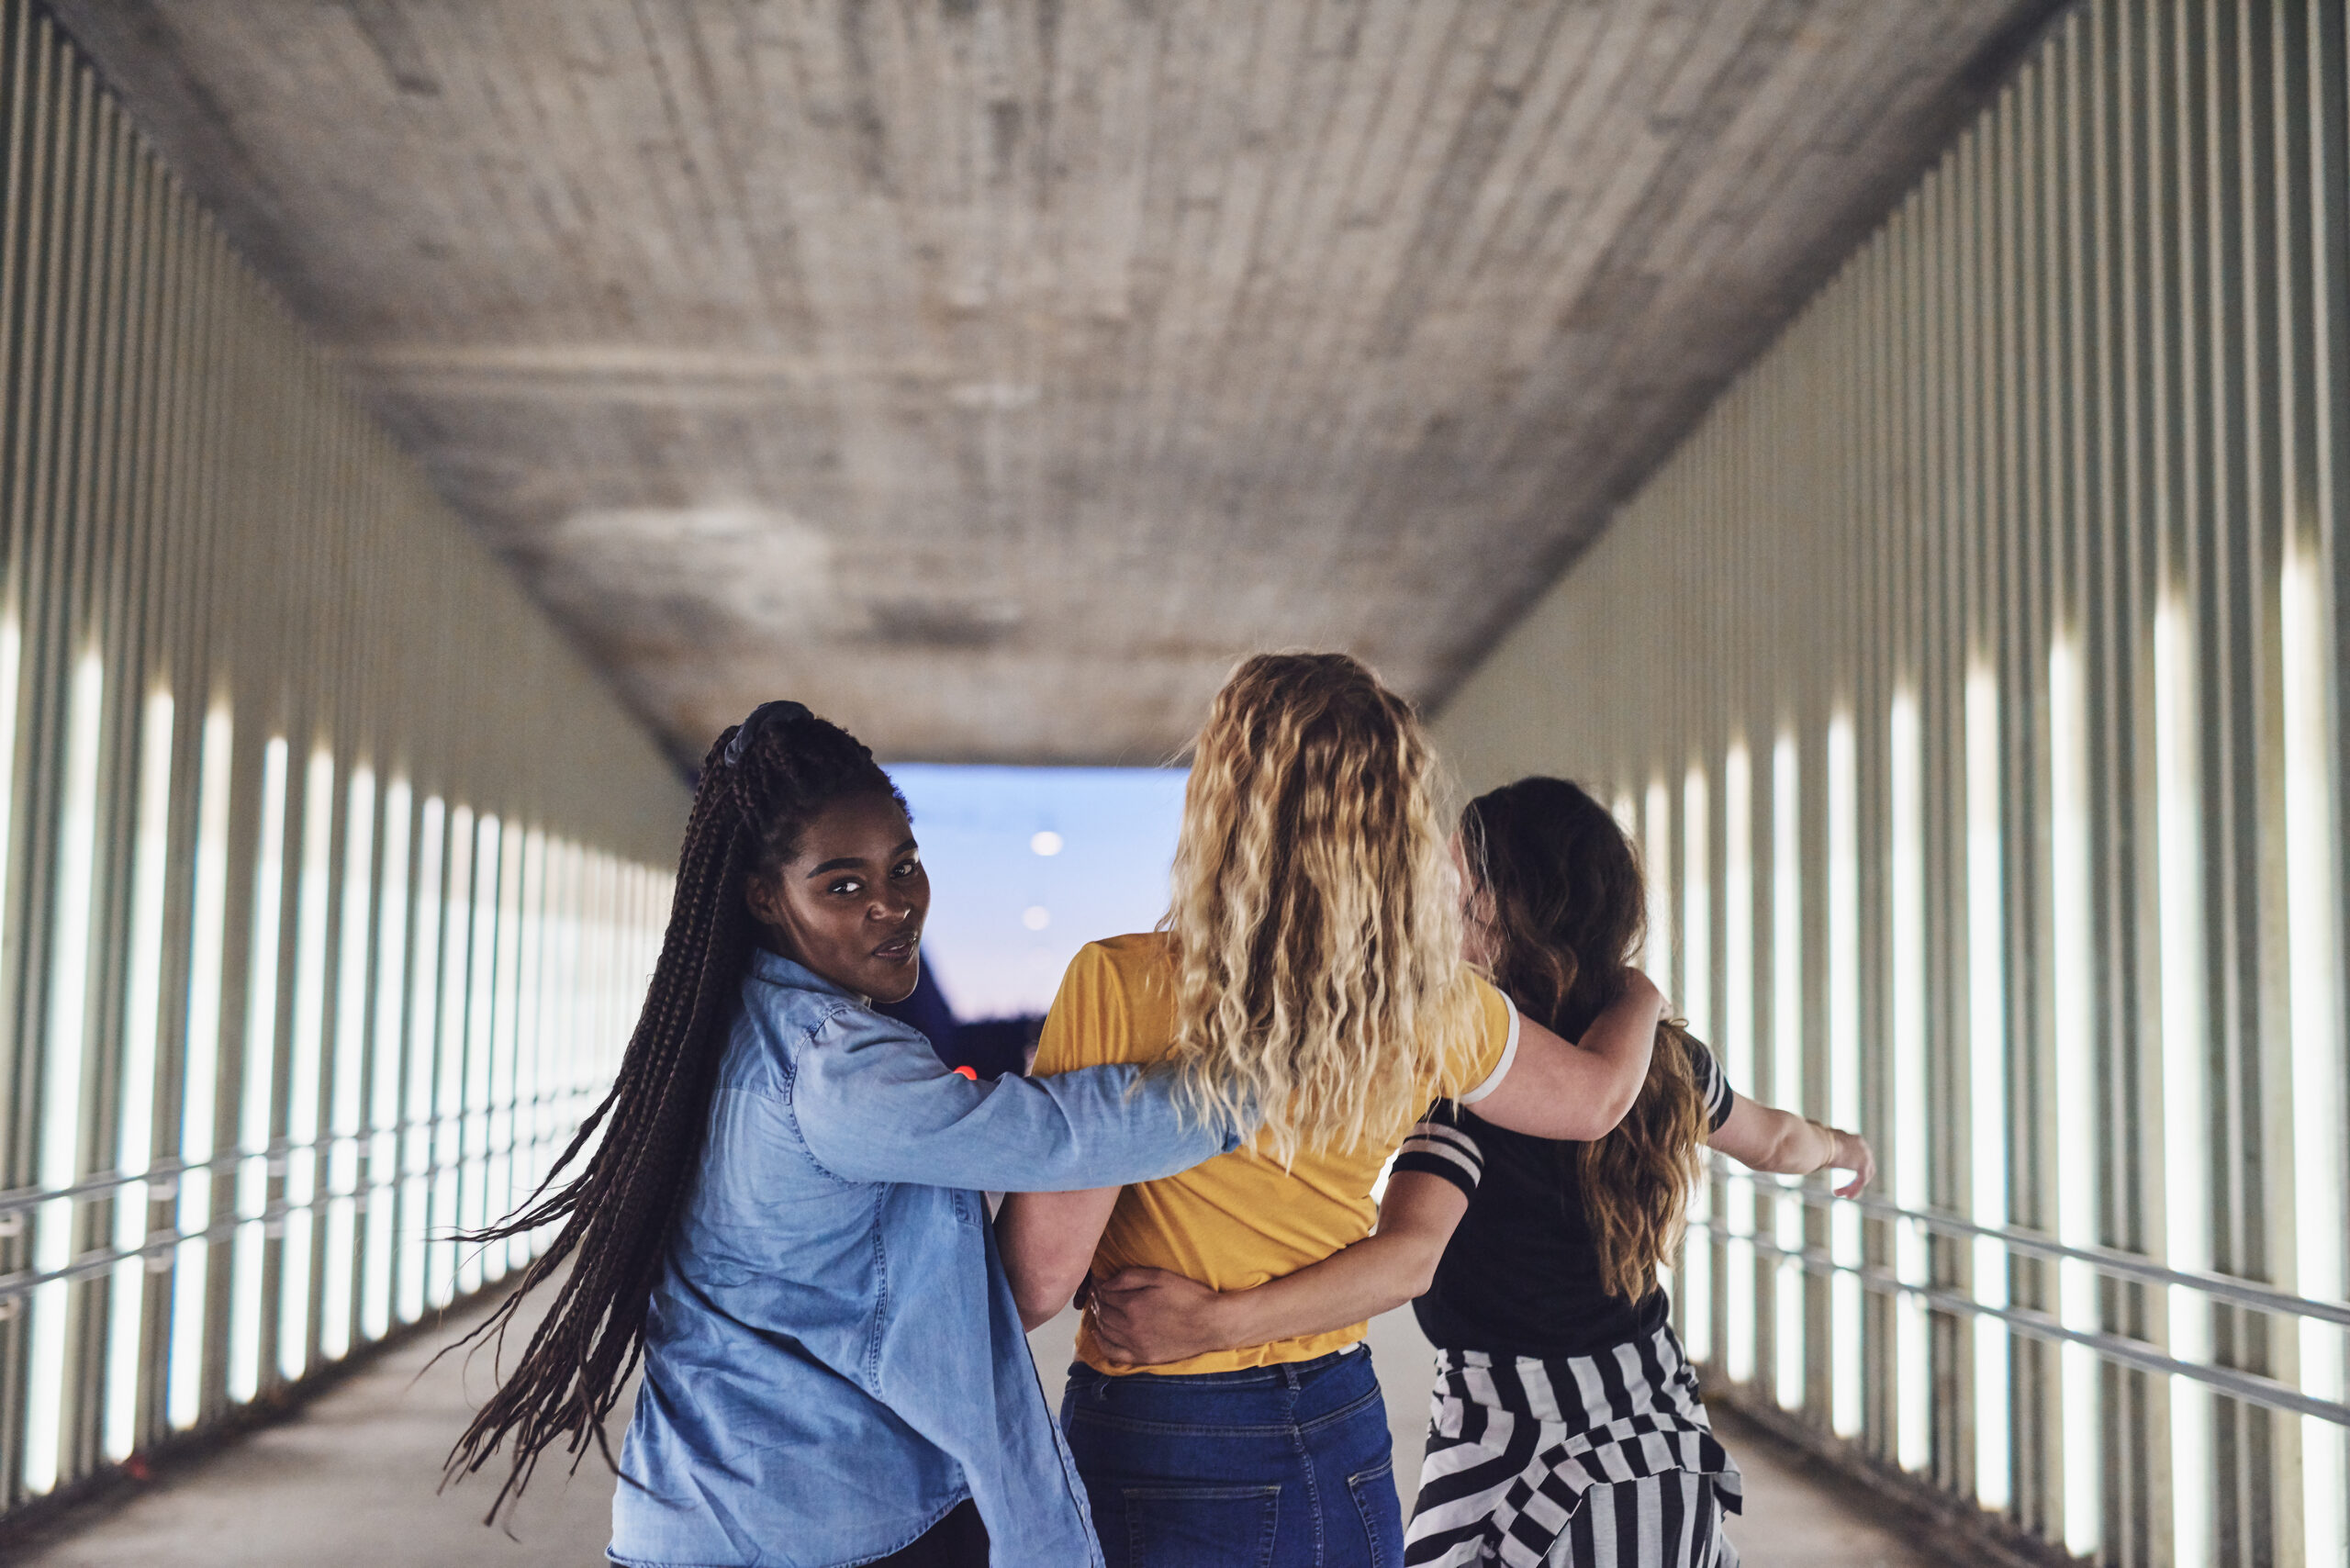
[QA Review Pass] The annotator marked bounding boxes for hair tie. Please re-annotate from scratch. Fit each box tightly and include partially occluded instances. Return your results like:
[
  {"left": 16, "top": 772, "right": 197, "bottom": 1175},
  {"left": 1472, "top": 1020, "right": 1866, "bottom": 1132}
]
[{"left": 724, "top": 700, "right": 812, "bottom": 767}]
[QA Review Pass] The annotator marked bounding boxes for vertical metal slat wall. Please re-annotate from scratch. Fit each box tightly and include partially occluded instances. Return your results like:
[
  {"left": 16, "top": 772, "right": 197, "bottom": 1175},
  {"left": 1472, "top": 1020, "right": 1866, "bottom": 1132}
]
[
  {"left": 1433, "top": 3, "right": 2348, "bottom": 1564},
  {"left": 0, "top": 3, "right": 686, "bottom": 1523}
]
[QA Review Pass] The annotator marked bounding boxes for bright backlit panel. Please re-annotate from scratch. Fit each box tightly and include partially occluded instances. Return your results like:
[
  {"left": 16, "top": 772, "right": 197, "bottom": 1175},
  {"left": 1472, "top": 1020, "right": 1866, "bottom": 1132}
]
[
  {"left": 1964, "top": 663, "right": 2009, "bottom": 1509},
  {"left": 24, "top": 651, "right": 107, "bottom": 1494},
  {"left": 1771, "top": 731, "right": 1804, "bottom": 1411},
  {"left": 2047, "top": 633, "right": 2100, "bottom": 1557},
  {"left": 2281, "top": 540, "right": 2347, "bottom": 1568},
  {"left": 1722, "top": 740, "right": 1757, "bottom": 1386},
  {"left": 1683, "top": 763, "right": 1713, "bottom": 1366}
]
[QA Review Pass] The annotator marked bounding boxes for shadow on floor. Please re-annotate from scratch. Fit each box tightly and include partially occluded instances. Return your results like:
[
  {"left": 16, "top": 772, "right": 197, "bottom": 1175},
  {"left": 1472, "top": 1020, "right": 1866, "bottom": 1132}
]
[{"left": 27, "top": 1288, "right": 1950, "bottom": 1566}]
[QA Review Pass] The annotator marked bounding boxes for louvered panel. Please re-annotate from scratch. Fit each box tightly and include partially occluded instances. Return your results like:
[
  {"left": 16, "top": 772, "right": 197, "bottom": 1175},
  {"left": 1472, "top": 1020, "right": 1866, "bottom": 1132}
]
[
  {"left": 0, "top": 3, "right": 685, "bottom": 1526},
  {"left": 1435, "top": 5, "right": 2350, "bottom": 1562}
]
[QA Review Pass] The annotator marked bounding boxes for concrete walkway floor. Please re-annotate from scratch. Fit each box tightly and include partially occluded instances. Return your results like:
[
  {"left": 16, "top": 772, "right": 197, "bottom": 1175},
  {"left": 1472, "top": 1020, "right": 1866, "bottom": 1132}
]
[{"left": 21, "top": 1289, "right": 1950, "bottom": 1567}]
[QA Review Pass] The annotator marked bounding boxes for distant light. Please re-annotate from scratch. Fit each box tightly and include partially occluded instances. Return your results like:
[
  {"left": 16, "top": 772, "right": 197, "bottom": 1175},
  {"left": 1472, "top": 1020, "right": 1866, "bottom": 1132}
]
[
  {"left": 1031, "top": 830, "right": 1063, "bottom": 857},
  {"left": 1022, "top": 905, "right": 1051, "bottom": 931},
  {"left": 948, "top": 380, "right": 1041, "bottom": 411}
]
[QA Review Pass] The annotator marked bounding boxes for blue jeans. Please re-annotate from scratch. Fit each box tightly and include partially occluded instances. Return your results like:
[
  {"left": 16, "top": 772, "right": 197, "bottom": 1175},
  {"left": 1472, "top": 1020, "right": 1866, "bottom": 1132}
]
[{"left": 1060, "top": 1347, "right": 1404, "bottom": 1568}]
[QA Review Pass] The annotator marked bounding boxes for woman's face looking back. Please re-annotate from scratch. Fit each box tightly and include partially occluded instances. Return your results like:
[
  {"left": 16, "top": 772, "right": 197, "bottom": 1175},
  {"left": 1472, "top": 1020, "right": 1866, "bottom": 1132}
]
[{"left": 746, "top": 792, "right": 930, "bottom": 1002}]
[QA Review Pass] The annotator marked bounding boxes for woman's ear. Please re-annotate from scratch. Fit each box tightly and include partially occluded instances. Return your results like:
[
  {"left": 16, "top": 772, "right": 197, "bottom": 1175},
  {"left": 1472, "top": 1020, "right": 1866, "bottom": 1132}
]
[{"left": 744, "top": 868, "right": 786, "bottom": 929}]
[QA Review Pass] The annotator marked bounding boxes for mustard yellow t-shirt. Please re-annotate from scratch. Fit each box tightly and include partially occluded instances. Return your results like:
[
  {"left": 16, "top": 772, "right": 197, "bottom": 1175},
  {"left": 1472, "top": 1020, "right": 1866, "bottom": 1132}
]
[{"left": 1033, "top": 931, "right": 1521, "bottom": 1375}]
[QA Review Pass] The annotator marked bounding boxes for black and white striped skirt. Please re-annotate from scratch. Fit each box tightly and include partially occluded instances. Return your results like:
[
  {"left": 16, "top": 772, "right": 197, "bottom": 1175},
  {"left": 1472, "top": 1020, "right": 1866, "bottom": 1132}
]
[
  {"left": 1405, "top": 1327, "right": 1741, "bottom": 1567},
  {"left": 1548, "top": 1470, "right": 1738, "bottom": 1567}
]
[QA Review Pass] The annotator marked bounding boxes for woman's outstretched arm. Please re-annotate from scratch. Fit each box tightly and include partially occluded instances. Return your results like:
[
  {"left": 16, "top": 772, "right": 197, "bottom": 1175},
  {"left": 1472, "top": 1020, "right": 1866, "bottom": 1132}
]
[
  {"left": 1708, "top": 1097, "right": 1874, "bottom": 1198},
  {"left": 1084, "top": 1171, "right": 1470, "bottom": 1366},
  {"left": 793, "top": 1009, "right": 1246, "bottom": 1193}
]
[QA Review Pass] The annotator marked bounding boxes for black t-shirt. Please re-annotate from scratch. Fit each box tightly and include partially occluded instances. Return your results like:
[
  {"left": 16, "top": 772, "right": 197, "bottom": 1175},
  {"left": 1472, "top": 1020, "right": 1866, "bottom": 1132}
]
[{"left": 1393, "top": 1033, "right": 1736, "bottom": 1361}]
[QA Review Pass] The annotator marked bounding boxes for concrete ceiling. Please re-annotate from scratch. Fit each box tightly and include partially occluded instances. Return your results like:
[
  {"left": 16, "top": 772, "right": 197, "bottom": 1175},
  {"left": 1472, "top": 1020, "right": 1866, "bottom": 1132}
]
[{"left": 53, "top": 0, "right": 2058, "bottom": 767}]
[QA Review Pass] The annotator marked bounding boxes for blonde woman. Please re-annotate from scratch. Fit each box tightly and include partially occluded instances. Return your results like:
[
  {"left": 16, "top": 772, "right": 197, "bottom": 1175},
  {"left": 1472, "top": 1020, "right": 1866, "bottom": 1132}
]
[
  {"left": 1087, "top": 778, "right": 1877, "bottom": 1568},
  {"left": 997, "top": 655, "right": 1664, "bottom": 1568}
]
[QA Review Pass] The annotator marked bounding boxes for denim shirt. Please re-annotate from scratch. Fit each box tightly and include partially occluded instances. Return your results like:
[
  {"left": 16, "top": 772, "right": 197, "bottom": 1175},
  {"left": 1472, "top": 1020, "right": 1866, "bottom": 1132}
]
[{"left": 610, "top": 949, "right": 1240, "bottom": 1568}]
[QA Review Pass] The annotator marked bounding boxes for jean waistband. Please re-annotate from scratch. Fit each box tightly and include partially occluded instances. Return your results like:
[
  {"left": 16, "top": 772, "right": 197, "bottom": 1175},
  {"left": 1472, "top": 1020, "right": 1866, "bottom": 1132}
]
[{"left": 1076, "top": 1342, "right": 1367, "bottom": 1390}]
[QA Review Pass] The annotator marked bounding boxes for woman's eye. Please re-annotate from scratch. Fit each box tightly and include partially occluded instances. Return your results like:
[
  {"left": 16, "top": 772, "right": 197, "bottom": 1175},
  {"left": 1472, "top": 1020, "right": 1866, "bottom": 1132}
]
[
  {"left": 890, "top": 858, "right": 919, "bottom": 879},
  {"left": 829, "top": 879, "right": 863, "bottom": 896}
]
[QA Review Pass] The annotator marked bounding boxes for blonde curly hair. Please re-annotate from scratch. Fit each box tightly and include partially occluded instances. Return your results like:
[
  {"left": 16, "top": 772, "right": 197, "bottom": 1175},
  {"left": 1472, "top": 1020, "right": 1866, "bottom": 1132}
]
[{"left": 1162, "top": 653, "right": 1486, "bottom": 1162}]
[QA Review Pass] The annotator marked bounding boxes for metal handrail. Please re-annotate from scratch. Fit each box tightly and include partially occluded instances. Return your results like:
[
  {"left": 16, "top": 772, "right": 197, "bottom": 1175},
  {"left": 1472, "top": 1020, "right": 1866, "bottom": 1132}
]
[
  {"left": 1687, "top": 1215, "right": 2350, "bottom": 1429},
  {"left": 1709, "top": 1157, "right": 2350, "bottom": 1330},
  {"left": 0, "top": 1081, "right": 610, "bottom": 1219},
  {"left": 0, "top": 1117, "right": 584, "bottom": 1308}
]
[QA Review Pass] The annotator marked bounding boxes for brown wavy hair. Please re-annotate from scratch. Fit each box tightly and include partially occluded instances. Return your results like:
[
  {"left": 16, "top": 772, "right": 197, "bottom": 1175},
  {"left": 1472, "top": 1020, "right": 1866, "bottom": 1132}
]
[
  {"left": 1461, "top": 777, "right": 1707, "bottom": 1301},
  {"left": 1163, "top": 653, "right": 1483, "bottom": 1163}
]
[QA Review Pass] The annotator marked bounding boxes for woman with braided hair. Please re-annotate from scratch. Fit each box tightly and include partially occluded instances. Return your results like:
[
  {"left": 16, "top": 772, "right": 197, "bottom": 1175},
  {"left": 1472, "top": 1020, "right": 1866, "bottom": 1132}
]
[{"left": 443, "top": 700, "right": 1251, "bottom": 1568}]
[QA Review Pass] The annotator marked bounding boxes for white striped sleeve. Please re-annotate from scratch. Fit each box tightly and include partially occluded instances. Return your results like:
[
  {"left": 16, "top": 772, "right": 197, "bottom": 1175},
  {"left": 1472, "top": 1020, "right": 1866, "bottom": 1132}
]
[
  {"left": 1394, "top": 1114, "right": 1485, "bottom": 1195},
  {"left": 1685, "top": 1033, "right": 1735, "bottom": 1129},
  {"left": 1456, "top": 989, "right": 1522, "bottom": 1105}
]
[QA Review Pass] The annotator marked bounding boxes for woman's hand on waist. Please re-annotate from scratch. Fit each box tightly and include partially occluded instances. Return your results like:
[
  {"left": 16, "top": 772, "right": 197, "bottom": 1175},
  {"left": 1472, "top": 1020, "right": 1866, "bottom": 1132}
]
[{"left": 1090, "top": 1267, "right": 1238, "bottom": 1367}]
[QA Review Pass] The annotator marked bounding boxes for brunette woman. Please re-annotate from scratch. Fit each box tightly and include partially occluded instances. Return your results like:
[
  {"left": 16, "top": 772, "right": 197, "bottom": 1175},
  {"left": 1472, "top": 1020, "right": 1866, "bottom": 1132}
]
[
  {"left": 1088, "top": 776, "right": 1874, "bottom": 1568},
  {"left": 997, "top": 658, "right": 1668, "bottom": 1568},
  {"left": 443, "top": 701, "right": 1251, "bottom": 1568}
]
